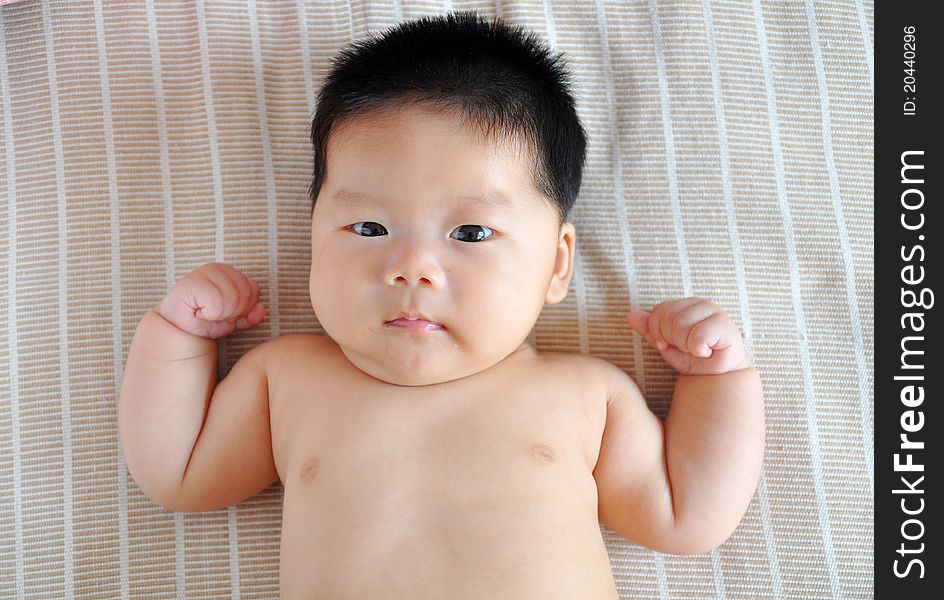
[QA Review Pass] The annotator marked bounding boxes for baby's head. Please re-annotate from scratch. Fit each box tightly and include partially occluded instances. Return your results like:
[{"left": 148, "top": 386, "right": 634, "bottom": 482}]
[{"left": 307, "top": 11, "right": 587, "bottom": 386}]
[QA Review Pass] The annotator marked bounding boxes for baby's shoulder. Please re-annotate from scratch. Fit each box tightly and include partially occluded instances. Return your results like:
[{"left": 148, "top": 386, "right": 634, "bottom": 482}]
[
  {"left": 264, "top": 331, "right": 335, "bottom": 353},
  {"left": 257, "top": 332, "right": 343, "bottom": 378},
  {"left": 537, "top": 350, "right": 617, "bottom": 372},
  {"left": 541, "top": 354, "right": 636, "bottom": 397},
  {"left": 535, "top": 351, "right": 627, "bottom": 395}
]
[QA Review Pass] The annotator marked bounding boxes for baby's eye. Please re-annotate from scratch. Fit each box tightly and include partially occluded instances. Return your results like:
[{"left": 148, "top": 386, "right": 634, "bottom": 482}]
[
  {"left": 450, "top": 224, "right": 493, "bottom": 243},
  {"left": 349, "top": 222, "right": 388, "bottom": 237}
]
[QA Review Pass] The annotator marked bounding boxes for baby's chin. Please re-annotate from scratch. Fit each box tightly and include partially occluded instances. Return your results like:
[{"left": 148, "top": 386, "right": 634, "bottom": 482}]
[
  {"left": 346, "top": 351, "right": 477, "bottom": 387},
  {"left": 361, "top": 367, "right": 461, "bottom": 387},
  {"left": 335, "top": 341, "right": 500, "bottom": 387}
]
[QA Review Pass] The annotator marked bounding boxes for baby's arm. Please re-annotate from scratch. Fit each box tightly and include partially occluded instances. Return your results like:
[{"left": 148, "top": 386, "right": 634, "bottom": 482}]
[
  {"left": 594, "top": 298, "right": 764, "bottom": 554},
  {"left": 118, "top": 262, "right": 274, "bottom": 511}
]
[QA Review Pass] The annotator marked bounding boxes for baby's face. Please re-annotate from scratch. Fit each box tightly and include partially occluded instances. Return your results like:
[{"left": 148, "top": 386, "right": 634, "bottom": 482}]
[{"left": 309, "top": 105, "right": 574, "bottom": 386}]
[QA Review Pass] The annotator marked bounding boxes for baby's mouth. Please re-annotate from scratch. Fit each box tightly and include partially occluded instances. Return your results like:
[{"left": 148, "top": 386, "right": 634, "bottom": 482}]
[{"left": 384, "top": 316, "right": 445, "bottom": 332}]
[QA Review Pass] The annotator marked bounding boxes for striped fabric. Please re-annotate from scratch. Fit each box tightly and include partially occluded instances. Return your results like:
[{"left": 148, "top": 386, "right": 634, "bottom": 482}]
[{"left": 0, "top": 1, "right": 873, "bottom": 598}]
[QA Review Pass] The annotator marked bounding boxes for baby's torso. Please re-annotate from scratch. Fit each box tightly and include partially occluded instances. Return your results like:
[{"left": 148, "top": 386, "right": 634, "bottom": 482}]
[{"left": 266, "top": 334, "right": 619, "bottom": 599}]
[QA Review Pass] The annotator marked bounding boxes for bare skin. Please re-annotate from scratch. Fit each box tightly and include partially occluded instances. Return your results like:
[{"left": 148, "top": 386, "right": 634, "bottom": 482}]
[
  {"left": 270, "top": 334, "right": 618, "bottom": 599},
  {"left": 118, "top": 105, "right": 764, "bottom": 598}
]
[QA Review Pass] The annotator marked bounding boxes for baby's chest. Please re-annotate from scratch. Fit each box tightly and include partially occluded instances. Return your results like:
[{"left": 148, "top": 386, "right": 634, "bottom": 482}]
[{"left": 267, "top": 356, "right": 606, "bottom": 493}]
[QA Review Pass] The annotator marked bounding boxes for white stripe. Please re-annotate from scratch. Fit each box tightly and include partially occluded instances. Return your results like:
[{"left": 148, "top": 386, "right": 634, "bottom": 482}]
[
  {"left": 247, "top": 0, "right": 281, "bottom": 344},
  {"left": 0, "top": 11, "right": 27, "bottom": 599},
  {"left": 804, "top": 0, "right": 873, "bottom": 499},
  {"left": 142, "top": 1, "right": 182, "bottom": 581},
  {"left": 346, "top": 3, "right": 356, "bottom": 46},
  {"left": 654, "top": 555, "right": 669, "bottom": 600},
  {"left": 701, "top": 5, "right": 742, "bottom": 599},
  {"left": 143, "top": 0, "right": 176, "bottom": 292},
  {"left": 175, "top": 512, "right": 186, "bottom": 600},
  {"left": 195, "top": 0, "right": 230, "bottom": 471},
  {"left": 91, "top": 0, "right": 131, "bottom": 597},
  {"left": 573, "top": 250, "right": 591, "bottom": 356},
  {"left": 186, "top": 0, "right": 227, "bottom": 596},
  {"left": 541, "top": 0, "right": 558, "bottom": 49},
  {"left": 853, "top": 0, "right": 874, "bottom": 89},
  {"left": 197, "top": 0, "right": 227, "bottom": 592},
  {"left": 154, "top": 6, "right": 185, "bottom": 596},
  {"left": 142, "top": 0, "right": 186, "bottom": 595},
  {"left": 40, "top": 1, "right": 75, "bottom": 594},
  {"left": 701, "top": 0, "right": 753, "bottom": 427},
  {"left": 701, "top": 2, "right": 782, "bottom": 597},
  {"left": 227, "top": 504, "right": 240, "bottom": 598},
  {"left": 537, "top": 2, "right": 587, "bottom": 357},
  {"left": 592, "top": 0, "right": 644, "bottom": 391},
  {"left": 592, "top": 0, "right": 662, "bottom": 594},
  {"left": 648, "top": 0, "right": 690, "bottom": 298},
  {"left": 709, "top": 549, "right": 726, "bottom": 600},
  {"left": 232, "top": 0, "right": 284, "bottom": 591},
  {"left": 646, "top": 5, "right": 688, "bottom": 594},
  {"left": 296, "top": 0, "right": 316, "bottom": 135},
  {"left": 194, "top": 0, "right": 224, "bottom": 261},
  {"left": 752, "top": 1, "right": 841, "bottom": 598},
  {"left": 755, "top": 472, "right": 779, "bottom": 596}
]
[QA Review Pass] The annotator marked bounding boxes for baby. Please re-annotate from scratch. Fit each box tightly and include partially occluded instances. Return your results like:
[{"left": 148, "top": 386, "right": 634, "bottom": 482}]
[{"left": 118, "top": 12, "right": 764, "bottom": 599}]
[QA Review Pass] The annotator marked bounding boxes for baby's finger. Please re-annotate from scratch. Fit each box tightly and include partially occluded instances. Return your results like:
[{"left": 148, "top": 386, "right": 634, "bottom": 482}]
[
  {"left": 658, "top": 344, "right": 695, "bottom": 374},
  {"left": 225, "top": 267, "right": 256, "bottom": 319},
  {"left": 646, "top": 303, "right": 666, "bottom": 349},
  {"left": 188, "top": 276, "right": 228, "bottom": 321},
  {"left": 204, "top": 267, "right": 241, "bottom": 321},
  {"left": 249, "top": 277, "right": 261, "bottom": 312},
  {"left": 231, "top": 273, "right": 257, "bottom": 319},
  {"left": 651, "top": 298, "right": 703, "bottom": 350},
  {"left": 626, "top": 309, "right": 651, "bottom": 337},
  {"left": 233, "top": 302, "right": 266, "bottom": 330},
  {"left": 685, "top": 312, "right": 732, "bottom": 357},
  {"left": 662, "top": 300, "right": 719, "bottom": 353}
]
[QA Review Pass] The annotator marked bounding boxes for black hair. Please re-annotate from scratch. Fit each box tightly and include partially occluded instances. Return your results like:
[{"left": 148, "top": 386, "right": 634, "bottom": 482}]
[{"left": 308, "top": 10, "right": 587, "bottom": 226}]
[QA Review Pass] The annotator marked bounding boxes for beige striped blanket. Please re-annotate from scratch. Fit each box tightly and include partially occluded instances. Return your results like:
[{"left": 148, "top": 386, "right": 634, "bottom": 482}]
[{"left": 0, "top": 1, "right": 873, "bottom": 598}]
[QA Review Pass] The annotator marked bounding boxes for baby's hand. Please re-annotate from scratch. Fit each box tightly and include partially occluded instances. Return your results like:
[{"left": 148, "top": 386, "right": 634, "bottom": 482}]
[
  {"left": 156, "top": 262, "right": 265, "bottom": 340},
  {"left": 626, "top": 297, "right": 750, "bottom": 375}
]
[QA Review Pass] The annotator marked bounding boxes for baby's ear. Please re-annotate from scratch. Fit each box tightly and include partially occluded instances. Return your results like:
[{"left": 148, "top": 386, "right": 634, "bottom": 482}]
[{"left": 544, "top": 222, "right": 575, "bottom": 304}]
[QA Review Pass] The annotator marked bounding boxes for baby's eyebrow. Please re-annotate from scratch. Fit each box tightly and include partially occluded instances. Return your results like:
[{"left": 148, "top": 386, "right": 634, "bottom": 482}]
[{"left": 330, "top": 188, "right": 514, "bottom": 212}]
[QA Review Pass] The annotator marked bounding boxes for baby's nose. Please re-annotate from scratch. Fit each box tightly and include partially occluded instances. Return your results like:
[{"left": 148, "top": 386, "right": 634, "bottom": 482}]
[
  {"left": 382, "top": 244, "right": 445, "bottom": 289},
  {"left": 390, "top": 272, "right": 437, "bottom": 287}
]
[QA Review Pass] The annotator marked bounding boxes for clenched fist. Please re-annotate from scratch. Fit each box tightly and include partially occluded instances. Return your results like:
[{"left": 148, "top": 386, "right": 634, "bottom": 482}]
[
  {"left": 626, "top": 297, "right": 751, "bottom": 375},
  {"left": 156, "top": 262, "right": 266, "bottom": 340}
]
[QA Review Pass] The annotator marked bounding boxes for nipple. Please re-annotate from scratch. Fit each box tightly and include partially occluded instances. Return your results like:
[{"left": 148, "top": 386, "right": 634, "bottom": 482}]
[
  {"left": 527, "top": 443, "right": 556, "bottom": 464},
  {"left": 299, "top": 456, "right": 320, "bottom": 482}
]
